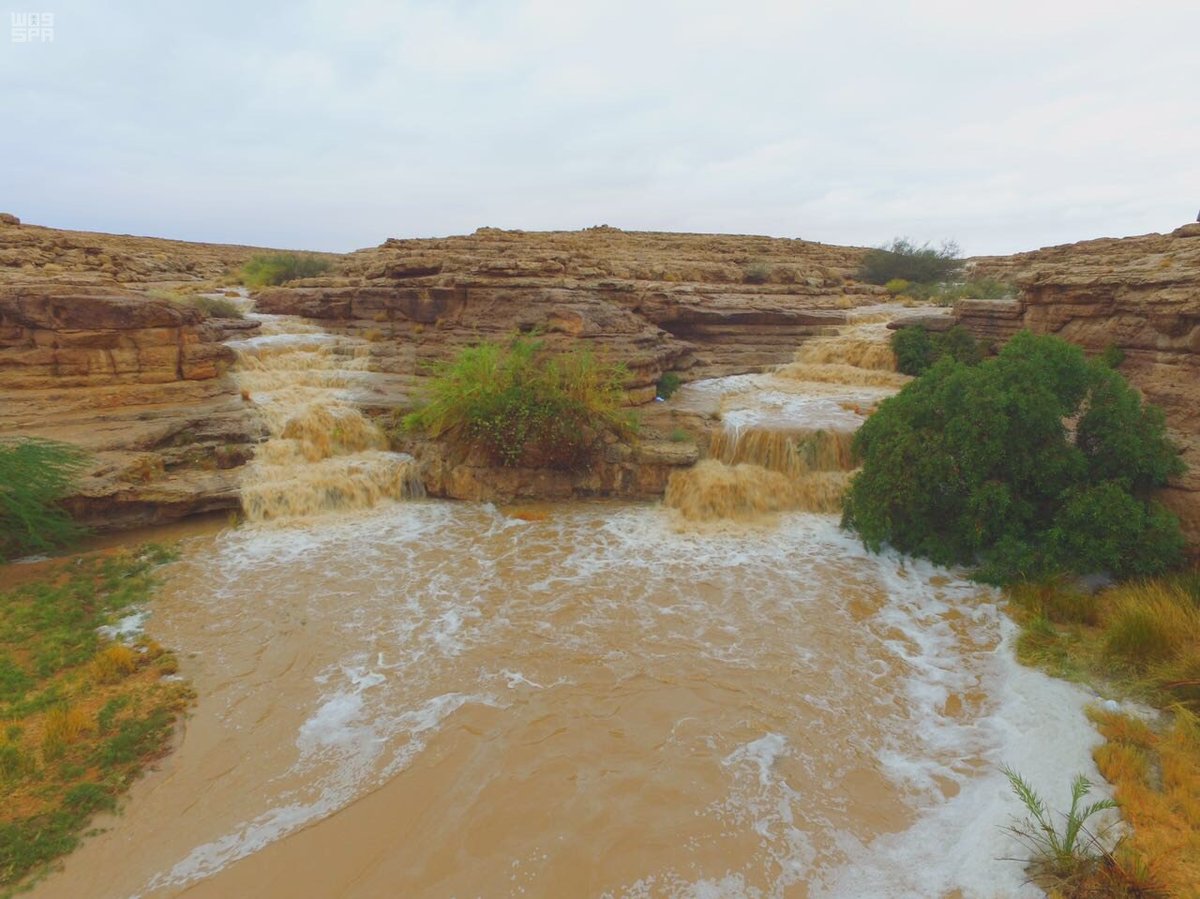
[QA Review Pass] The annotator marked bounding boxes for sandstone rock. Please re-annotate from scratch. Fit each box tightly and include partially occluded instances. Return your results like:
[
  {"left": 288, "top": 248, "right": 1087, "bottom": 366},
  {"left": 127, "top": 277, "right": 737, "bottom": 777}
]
[
  {"left": 0, "top": 213, "right": 19, "bottom": 226},
  {"left": 0, "top": 284, "right": 263, "bottom": 528},
  {"left": 967, "top": 229, "right": 1200, "bottom": 548}
]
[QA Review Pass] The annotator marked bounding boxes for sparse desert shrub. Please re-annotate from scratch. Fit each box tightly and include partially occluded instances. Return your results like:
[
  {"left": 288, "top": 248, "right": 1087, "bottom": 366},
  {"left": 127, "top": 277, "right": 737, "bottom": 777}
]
[
  {"left": 656, "top": 372, "right": 682, "bottom": 400},
  {"left": 0, "top": 438, "right": 89, "bottom": 561},
  {"left": 183, "top": 294, "right": 244, "bottom": 319},
  {"left": 403, "top": 336, "right": 635, "bottom": 469},
  {"left": 91, "top": 644, "right": 139, "bottom": 684},
  {"left": 859, "top": 237, "right": 962, "bottom": 286},
  {"left": 884, "top": 278, "right": 910, "bottom": 296},
  {"left": 843, "top": 331, "right": 1186, "bottom": 583},
  {"left": 239, "top": 252, "right": 332, "bottom": 288},
  {"left": 743, "top": 262, "right": 772, "bottom": 284}
]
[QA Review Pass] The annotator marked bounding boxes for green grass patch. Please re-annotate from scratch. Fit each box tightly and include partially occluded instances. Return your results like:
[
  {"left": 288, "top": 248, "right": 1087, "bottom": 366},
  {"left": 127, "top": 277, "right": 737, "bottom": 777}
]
[{"left": 0, "top": 546, "right": 193, "bottom": 893}]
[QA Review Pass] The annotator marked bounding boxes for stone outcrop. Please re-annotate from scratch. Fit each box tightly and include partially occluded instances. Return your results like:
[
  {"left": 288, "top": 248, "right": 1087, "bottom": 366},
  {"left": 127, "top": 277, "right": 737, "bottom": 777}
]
[
  {"left": 0, "top": 284, "right": 263, "bottom": 529},
  {"left": 255, "top": 227, "right": 877, "bottom": 404},
  {"left": 958, "top": 226, "right": 1200, "bottom": 544}
]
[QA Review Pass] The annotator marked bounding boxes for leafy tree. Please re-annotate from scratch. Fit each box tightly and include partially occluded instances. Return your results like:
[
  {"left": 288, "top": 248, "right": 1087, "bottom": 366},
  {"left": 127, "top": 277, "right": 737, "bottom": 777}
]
[
  {"left": 842, "top": 332, "right": 1185, "bottom": 583},
  {"left": 891, "top": 325, "right": 982, "bottom": 376},
  {"left": 403, "top": 336, "right": 635, "bottom": 469},
  {"left": 858, "top": 238, "right": 963, "bottom": 286},
  {"left": 0, "top": 439, "right": 89, "bottom": 561}
]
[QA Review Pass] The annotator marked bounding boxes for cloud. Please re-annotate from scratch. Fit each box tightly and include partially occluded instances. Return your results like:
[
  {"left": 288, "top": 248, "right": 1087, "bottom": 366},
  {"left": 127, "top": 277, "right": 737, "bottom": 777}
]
[{"left": 2, "top": 0, "right": 1197, "bottom": 254}]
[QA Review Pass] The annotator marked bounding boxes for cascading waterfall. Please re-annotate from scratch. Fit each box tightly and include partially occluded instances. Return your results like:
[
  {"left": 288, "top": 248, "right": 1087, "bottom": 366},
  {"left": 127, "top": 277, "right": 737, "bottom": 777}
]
[
  {"left": 229, "top": 308, "right": 423, "bottom": 521},
  {"left": 665, "top": 319, "right": 906, "bottom": 520}
]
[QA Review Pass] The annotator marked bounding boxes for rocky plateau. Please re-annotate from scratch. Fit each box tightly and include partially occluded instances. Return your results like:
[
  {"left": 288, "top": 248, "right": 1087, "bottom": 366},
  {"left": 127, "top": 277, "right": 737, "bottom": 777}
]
[{"left": 1, "top": 214, "right": 1197, "bottom": 546}]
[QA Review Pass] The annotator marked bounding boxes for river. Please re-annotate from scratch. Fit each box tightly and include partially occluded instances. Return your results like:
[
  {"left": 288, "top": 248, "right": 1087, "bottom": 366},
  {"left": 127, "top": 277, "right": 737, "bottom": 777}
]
[{"left": 31, "top": 306, "right": 1106, "bottom": 898}]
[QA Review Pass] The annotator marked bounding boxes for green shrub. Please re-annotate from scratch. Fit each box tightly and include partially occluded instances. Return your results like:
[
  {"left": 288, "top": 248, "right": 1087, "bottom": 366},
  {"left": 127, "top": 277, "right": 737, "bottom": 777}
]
[
  {"left": 884, "top": 278, "right": 910, "bottom": 296},
  {"left": 859, "top": 238, "right": 962, "bottom": 285},
  {"left": 239, "top": 252, "right": 332, "bottom": 288},
  {"left": 843, "top": 331, "right": 1185, "bottom": 583},
  {"left": 0, "top": 439, "right": 88, "bottom": 562},
  {"left": 890, "top": 325, "right": 982, "bottom": 376},
  {"left": 403, "top": 336, "right": 635, "bottom": 469},
  {"left": 656, "top": 372, "right": 682, "bottom": 400}
]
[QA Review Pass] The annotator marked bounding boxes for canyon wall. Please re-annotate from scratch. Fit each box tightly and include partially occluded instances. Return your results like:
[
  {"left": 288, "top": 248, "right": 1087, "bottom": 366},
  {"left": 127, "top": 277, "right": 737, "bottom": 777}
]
[
  {"left": 0, "top": 220, "right": 275, "bottom": 528},
  {"left": 253, "top": 226, "right": 877, "bottom": 404},
  {"left": 961, "top": 223, "right": 1200, "bottom": 543},
  {"left": 3, "top": 214, "right": 1198, "bottom": 547}
]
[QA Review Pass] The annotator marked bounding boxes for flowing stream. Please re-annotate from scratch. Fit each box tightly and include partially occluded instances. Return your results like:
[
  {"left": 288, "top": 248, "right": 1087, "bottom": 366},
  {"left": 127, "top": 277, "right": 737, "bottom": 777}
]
[{"left": 32, "top": 309, "right": 1107, "bottom": 898}]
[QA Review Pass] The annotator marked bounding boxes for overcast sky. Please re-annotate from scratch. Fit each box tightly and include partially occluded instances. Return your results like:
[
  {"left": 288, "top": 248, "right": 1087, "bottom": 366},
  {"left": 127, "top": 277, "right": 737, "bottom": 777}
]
[{"left": 2, "top": 0, "right": 1198, "bottom": 255}]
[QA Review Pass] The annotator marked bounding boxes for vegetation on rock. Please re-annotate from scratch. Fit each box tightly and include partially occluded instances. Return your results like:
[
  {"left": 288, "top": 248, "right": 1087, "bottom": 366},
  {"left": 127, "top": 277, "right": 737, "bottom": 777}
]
[
  {"left": 0, "top": 546, "right": 192, "bottom": 892},
  {"left": 239, "top": 252, "right": 332, "bottom": 288},
  {"left": 843, "top": 331, "right": 1185, "bottom": 583},
  {"left": 655, "top": 371, "right": 682, "bottom": 400},
  {"left": 403, "top": 336, "right": 636, "bottom": 470},
  {"left": 0, "top": 439, "right": 88, "bottom": 562},
  {"left": 858, "top": 237, "right": 963, "bottom": 286}
]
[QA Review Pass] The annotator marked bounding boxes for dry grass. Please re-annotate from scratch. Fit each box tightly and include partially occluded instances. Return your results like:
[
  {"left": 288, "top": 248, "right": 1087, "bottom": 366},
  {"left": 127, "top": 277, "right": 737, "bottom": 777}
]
[
  {"left": 1087, "top": 706, "right": 1200, "bottom": 894},
  {"left": 1008, "top": 570, "right": 1200, "bottom": 897},
  {"left": 91, "top": 644, "right": 140, "bottom": 684}
]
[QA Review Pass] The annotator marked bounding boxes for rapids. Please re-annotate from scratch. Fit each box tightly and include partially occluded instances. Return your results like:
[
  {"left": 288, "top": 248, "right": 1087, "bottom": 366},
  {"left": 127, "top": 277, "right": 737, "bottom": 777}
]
[{"left": 30, "top": 309, "right": 1110, "bottom": 899}]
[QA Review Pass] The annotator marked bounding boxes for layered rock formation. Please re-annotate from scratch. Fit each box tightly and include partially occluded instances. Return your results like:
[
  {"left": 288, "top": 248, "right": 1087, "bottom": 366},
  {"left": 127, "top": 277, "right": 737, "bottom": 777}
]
[
  {"left": 0, "top": 285, "right": 263, "bottom": 528},
  {"left": 958, "top": 224, "right": 1200, "bottom": 543},
  {"left": 254, "top": 226, "right": 877, "bottom": 405},
  {"left": 0, "top": 218, "right": 286, "bottom": 529}
]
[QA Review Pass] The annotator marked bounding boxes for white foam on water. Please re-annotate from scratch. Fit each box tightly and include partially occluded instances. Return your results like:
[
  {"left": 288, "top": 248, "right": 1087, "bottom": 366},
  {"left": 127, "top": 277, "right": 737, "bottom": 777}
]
[
  {"left": 144, "top": 501, "right": 1109, "bottom": 898},
  {"left": 96, "top": 609, "right": 149, "bottom": 642},
  {"left": 145, "top": 684, "right": 494, "bottom": 894}
]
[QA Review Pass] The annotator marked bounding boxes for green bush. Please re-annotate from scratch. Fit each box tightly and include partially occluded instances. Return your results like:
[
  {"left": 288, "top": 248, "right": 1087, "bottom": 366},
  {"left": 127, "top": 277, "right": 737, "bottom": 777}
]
[
  {"left": 239, "top": 253, "right": 332, "bottom": 289},
  {"left": 656, "top": 372, "right": 682, "bottom": 400},
  {"left": 0, "top": 439, "right": 89, "bottom": 562},
  {"left": 890, "top": 325, "right": 982, "bottom": 376},
  {"left": 859, "top": 238, "right": 962, "bottom": 286},
  {"left": 843, "top": 331, "right": 1185, "bottom": 583},
  {"left": 403, "top": 336, "right": 636, "bottom": 469},
  {"left": 884, "top": 278, "right": 910, "bottom": 296}
]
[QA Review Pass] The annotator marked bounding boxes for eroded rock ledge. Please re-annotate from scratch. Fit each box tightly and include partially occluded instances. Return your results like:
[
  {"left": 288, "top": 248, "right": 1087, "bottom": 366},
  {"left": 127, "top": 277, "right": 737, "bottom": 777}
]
[
  {"left": 0, "top": 284, "right": 263, "bottom": 528},
  {"left": 949, "top": 225, "right": 1200, "bottom": 544}
]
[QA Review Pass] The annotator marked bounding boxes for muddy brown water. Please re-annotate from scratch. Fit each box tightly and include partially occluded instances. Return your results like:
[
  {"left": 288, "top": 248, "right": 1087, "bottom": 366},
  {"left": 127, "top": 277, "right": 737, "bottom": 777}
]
[{"left": 27, "top": 310, "right": 1108, "bottom": 898}]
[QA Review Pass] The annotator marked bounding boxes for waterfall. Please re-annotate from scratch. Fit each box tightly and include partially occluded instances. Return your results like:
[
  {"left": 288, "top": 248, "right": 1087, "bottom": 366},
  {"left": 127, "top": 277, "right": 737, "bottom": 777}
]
[
  {"left": 665, "top": 319, "right": 905, "bottom": 520},
  {"left": 229, "top": 310, "right": 423, "bottom": 521}
]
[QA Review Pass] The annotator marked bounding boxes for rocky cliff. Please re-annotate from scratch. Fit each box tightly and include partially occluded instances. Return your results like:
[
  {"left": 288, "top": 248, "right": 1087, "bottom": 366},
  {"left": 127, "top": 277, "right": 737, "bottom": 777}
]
[
  {"left": 0, "top": 219, "right": 283, "bottom": 528},
  {"left": 3, "top": 214, "right": 1198, "bottom": 546},
  {"left": 959, "top": 223, "right": 1200, "bottom": 544},
  {"left": 253, "top": 226, "right": 877, "bottom": 404}
]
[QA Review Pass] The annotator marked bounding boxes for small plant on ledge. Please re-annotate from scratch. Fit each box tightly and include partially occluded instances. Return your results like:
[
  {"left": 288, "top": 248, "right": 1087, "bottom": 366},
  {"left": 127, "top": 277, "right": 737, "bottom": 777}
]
[{"left": 403, "top": 336, "right": 636, "bottom": 470}]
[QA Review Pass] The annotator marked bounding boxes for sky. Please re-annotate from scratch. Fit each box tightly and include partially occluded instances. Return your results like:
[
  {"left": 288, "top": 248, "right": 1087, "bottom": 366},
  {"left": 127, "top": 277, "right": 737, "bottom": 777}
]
[{"left": 2, "top": 0, "right": 1198, "bottom": 256}]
